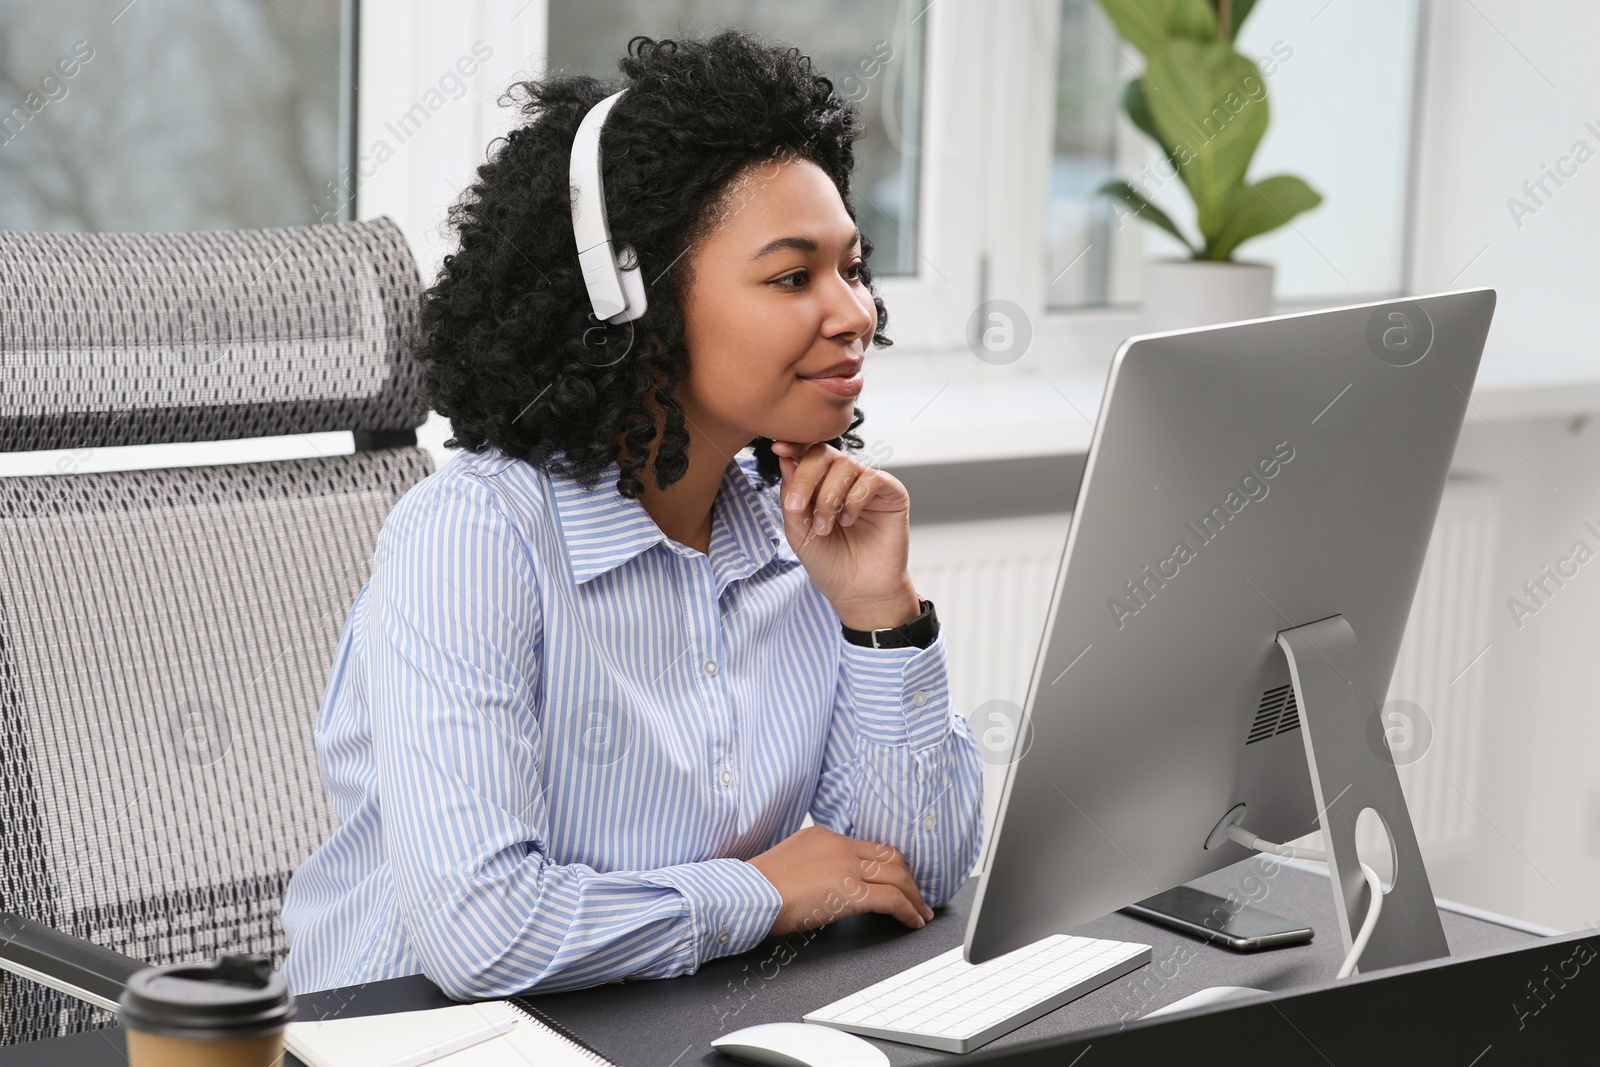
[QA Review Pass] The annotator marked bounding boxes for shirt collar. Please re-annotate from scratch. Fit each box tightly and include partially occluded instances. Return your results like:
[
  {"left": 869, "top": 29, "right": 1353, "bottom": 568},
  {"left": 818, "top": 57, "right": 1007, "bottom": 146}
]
[{"left": 548, "top": 447, "right": 800, "bottom": 587}]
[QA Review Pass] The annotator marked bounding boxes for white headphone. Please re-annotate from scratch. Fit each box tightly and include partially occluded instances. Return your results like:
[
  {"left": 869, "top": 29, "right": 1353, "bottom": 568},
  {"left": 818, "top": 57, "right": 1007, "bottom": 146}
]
[{"left": 569, "top": 89, "right": 648, "bottom": 324}]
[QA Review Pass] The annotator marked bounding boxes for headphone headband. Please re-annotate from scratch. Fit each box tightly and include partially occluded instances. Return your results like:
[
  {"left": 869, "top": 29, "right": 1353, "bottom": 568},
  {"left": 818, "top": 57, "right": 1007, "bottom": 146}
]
[{"left": 569, "top": 89, "right": 647, "bottom": 324}]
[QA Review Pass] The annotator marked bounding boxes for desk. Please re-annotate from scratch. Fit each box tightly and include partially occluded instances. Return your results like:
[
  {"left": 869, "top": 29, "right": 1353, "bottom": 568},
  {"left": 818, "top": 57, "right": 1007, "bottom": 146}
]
[{"left": 0, "top": 859, "right": 1568, "bottom": 1065}]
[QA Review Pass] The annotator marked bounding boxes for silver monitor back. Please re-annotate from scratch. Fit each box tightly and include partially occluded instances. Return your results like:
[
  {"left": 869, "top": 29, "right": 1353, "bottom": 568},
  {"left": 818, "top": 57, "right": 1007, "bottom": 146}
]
[{"left": 963, "top": 289, "right": 1498, "bottom": 965}]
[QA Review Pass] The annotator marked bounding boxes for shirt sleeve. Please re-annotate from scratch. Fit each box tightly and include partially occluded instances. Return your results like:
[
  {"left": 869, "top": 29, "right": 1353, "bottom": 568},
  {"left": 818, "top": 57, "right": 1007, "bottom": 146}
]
[
  {"left": 365, "top": 472, "right": 782, "bottom": 1000},
  {"left": 807, "top": 623, "right": 986, "bottom": 911}
]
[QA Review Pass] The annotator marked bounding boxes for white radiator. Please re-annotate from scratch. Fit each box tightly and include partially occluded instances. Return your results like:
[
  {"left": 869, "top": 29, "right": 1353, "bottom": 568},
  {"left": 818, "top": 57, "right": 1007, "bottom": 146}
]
[
  {"left": 907, "top": 479, "right": 1499, "bottom": 879},
  {"left": 906, "top": 512, "right": 1072, "bottom": 857},
  {"left": 1382, "top": 479, "right": 1501, "bottom": 862}
]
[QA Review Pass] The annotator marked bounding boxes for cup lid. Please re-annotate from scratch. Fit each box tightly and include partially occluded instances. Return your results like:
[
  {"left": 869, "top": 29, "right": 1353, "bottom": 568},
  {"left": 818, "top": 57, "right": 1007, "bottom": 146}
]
[{"left": 119, "top": 953, "right": 294, "bottom": 1040}]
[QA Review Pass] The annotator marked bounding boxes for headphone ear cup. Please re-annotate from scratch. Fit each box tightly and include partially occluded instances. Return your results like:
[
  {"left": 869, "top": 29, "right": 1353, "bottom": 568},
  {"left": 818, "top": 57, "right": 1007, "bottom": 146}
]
[
  {"left": 571, "top": 90, "right": 635, "bottom": 322},
  {"left": 606, "top": 246, "right": 649, "bottom": 324}
]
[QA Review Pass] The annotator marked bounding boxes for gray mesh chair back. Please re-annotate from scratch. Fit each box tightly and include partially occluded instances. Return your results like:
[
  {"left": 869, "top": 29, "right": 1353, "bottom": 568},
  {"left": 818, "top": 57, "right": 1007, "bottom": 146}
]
[{"left": 0, "top": 219, "right": 433, "bottom": 1044}]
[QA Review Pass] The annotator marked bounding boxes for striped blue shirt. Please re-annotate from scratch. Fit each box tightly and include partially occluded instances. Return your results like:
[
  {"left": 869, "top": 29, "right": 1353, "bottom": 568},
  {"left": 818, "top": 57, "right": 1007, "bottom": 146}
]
[{"left": 280, "top": 444, "right": 984, "bottom": 999}]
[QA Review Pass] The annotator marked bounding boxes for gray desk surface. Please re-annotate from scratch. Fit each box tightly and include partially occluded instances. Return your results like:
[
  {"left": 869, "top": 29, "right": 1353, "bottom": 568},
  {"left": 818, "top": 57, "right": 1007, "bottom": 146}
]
[
  {"left": 0, "top": 859, "right": 1540, "bottom": 1065},
  {"left": 520, "top": 857, "right": 1536, "bottom": 1065}
]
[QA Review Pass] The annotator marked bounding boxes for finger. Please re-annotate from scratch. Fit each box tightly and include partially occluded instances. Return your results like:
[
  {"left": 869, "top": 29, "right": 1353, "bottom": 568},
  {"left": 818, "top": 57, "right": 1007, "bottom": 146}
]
[
  {"left": 857, "top": 843, "right": 933, "bottom": 920},
  {"left": 863, "top": 862, "right": 933, "bottom": 922},
  {"left": 857, "top": 881, "right": 927, "bottom": 929},
  {"left": 810, "top": 460, "right": 863, "bottom": 536},
  {"left": 857, "top": 839, "right": 908, "bottom": 873},
  {"left": 854, "top": 467, "right": 909, "bottom": 516},
  {"left": 780, "top": 443, "right": 834, "bottom": 527},
  {"left": 836, "top": 466, "right": 881, "bottom": 527}
]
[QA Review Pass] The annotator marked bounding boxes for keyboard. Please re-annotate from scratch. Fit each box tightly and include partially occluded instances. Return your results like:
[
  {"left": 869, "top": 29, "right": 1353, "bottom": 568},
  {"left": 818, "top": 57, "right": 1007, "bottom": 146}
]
[{"left": 802, "top": 934, "right": 1151, "bottom": 1053}]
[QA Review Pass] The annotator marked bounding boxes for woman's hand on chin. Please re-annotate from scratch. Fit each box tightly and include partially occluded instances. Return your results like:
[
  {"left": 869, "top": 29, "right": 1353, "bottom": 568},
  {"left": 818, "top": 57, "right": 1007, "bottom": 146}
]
[{"left": 772, "top": 439, "right": 922, "bottom": 632}]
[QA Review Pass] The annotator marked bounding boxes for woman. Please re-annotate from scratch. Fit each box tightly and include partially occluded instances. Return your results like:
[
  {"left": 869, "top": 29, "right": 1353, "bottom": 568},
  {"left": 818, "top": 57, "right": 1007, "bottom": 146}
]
[{"left": 281, "top": 29, "right": 984, "bottom": 999}]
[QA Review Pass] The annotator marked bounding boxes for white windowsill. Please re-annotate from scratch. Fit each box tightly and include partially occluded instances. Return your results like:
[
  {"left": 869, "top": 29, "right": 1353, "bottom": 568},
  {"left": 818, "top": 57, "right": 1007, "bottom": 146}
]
[{"left": 862, "top": 341, "right": 1600, "bottom": 469}]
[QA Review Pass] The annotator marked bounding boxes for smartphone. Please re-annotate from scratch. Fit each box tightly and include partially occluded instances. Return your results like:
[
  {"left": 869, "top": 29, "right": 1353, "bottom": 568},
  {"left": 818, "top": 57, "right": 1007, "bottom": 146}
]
[{"left": 1122, "top": 886, "right": 1314, "bottom": 951}]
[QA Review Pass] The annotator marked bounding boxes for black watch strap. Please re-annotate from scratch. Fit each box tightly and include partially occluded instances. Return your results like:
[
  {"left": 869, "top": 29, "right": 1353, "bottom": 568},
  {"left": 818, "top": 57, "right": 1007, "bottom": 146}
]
[{"left": 841, "top": 597, "right": 938, "bottom": 649}]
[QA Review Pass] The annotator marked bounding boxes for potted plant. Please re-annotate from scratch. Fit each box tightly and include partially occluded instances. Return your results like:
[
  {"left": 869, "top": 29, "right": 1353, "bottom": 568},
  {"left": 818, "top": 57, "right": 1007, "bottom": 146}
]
[{"left": 1095, "top": 0, "right": 1322, "bottom": 330}]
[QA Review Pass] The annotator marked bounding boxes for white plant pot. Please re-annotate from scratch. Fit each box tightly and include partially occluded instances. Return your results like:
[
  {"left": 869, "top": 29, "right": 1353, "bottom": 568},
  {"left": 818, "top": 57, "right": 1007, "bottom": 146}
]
[{"left": 1141, "top": 258, "right": 1276, "bottom": 334}]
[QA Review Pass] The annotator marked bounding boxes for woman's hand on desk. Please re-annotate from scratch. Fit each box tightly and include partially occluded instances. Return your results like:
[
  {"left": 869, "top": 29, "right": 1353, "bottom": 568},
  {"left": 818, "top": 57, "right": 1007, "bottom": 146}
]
[
  {"left": 747, "top": 824, "right": 935, "bottom": 936},
  {"left": 772, "top": 441, "right": 921, "bottom": 632}
]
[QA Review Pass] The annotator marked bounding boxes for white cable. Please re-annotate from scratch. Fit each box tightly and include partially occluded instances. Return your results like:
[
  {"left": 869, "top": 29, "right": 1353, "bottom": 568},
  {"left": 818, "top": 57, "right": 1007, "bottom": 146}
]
[
  {"left": 1224, "top": 823, "right": 1383, "bottom": 979},
  {"left": 1338, "top": 859, "right": 1384, "bottom": 979}
]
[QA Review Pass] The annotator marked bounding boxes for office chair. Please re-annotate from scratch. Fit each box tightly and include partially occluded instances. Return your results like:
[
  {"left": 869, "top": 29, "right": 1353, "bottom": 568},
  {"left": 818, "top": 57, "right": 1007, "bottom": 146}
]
[{"left": 0, "top": 218, "right": 432, "bottom": 1045}]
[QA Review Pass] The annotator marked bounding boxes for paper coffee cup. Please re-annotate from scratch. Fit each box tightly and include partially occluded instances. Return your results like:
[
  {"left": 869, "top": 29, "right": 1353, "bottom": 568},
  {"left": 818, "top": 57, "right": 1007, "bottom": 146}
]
[{"left": 119, "top": 953, "right": 295, "bottom": 1067}]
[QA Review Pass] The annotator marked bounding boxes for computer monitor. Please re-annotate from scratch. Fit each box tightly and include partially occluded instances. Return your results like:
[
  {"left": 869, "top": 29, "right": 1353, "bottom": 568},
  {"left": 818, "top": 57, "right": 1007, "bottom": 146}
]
[{"left": 964, "top": 289, "right": 1498, "bottom": 974}]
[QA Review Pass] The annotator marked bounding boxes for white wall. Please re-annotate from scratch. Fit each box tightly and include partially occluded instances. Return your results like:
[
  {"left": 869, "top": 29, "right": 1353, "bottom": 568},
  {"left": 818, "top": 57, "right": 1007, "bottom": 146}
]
[
  {"left": 1437, "top": 417, "right": 1600, "bottom": 932},
  {"left": 1409, "top": 0, "right": 1600, "bottom": 387},
  {"left": 1390, "top": 3, "right": 1600, "bottom": 918}
]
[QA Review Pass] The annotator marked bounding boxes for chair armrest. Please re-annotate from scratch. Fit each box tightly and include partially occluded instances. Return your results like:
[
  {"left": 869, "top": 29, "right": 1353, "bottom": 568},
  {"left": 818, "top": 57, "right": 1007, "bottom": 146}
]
[{"left": 0, "top": 912, "right": 148, "bottom": 1013}]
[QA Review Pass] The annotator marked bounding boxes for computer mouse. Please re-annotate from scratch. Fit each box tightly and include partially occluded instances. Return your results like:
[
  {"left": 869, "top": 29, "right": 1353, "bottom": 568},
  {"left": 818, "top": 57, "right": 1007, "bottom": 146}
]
[
  {"left": 710, "top": 1021, "right": 890, "bottom": 1067},
  {"left": 1144, "top": 985, "right": 1269, "bottom": 1019}
]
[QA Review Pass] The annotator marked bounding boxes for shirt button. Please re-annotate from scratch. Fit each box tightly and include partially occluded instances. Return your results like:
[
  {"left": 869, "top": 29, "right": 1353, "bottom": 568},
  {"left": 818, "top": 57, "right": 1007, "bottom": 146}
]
[
  {"left": 923, "top": 812, "right": 937, "bottom": 830},
  {"left": 717, "top": 928, "right": 730, "bottom": 945},
  {"left": 912, "top": 690, "right": 929, "bottom": 707},
  {"left": 720, "top": 769, "right": 733, "bottom": 786},
  {"left": 704, "top": 659, "right": 719, "bottom": 676}
]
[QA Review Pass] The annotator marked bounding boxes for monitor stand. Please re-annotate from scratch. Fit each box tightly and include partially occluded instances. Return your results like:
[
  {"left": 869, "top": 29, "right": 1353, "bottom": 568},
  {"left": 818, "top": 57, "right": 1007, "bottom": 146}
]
[{"left": 1276, "top": 614, "right": 1451, "bottom": 971}]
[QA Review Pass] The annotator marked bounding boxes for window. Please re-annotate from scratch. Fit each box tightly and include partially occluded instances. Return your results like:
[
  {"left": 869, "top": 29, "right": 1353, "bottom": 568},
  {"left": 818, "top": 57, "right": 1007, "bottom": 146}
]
[
  {"left": 547, "top": 0, "right": 926, "bottom": 276},
  {"left": 0, "top": 0, "right": 356, "bottom": 232},
  {"left": 1044, "top": 0, "right": 1422, "bottom": 310},
  {"left": 1228, "top": 0, "right": 1421, "bottom": 300},
  {"left": 1044, "top": 0, "right": 1128, "bottom": 310}
]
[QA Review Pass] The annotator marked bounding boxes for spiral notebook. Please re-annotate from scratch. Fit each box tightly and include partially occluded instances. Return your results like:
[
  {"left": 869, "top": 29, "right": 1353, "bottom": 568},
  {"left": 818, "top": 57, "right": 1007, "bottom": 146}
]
[{"left": 285, "top": 999, "right": 617, "bottom": 1067}]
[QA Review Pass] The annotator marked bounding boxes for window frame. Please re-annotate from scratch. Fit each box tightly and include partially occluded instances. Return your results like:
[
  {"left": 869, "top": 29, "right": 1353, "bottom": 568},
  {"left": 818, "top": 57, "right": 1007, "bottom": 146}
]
[
  {"left": 358, "top": 0, "right": 1424, "bottom": 386},
  {"left": 871, "top": 0, "right": 1152, "bottom": 368},
  {"left": 880, "top": 0, "right": 1427, "bottom": 368}
]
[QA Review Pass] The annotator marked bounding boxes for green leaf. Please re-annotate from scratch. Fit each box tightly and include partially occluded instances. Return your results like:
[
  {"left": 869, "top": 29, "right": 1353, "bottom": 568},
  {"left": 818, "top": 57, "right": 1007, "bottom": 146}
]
[
  {"left": 1098, "top": 179, "right": 1198, "bottom": 254},
  {"left": 1122, "top": 77, "right": 1175, "bottom": 158},
  {"left": 1231, "top": 0, "right": 1260, "bottom": 36},
  {"left": 1143, "top": 39, "right": 1270, "bottom": 238},
  {"left": 1209, "top": 0, "right": 1260, "bottom": 41},
  {"left": 1096, "top": 0, "right": 1218, "bottom": 57},
  {"left": 1203, "top": 175, "right": 1323, "bottom": 261},
  {"left": 1169, "top": 0, "right": 1221, "bottom": 41}
]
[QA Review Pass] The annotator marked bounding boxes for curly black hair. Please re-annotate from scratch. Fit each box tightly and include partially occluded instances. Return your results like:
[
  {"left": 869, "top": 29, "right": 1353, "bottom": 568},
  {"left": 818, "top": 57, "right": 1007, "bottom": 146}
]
[{"left": 414, "top": 29, "right": 892, "bottom": 499}]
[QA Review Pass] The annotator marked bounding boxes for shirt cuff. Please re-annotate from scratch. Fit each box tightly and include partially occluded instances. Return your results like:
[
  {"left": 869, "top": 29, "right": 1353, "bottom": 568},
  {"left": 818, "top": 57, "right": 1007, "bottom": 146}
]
[
  {"left": 838, "top": 624, "right": 953, "bottom": 750},
  {"left": 641, "top": 857, "right": 783, "bottom": 965}
]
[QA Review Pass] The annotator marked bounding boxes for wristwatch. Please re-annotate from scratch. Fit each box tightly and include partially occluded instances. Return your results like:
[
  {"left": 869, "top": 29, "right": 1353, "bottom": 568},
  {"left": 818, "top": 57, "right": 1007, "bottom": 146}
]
[{"left": 841, "top": 597, "right": 939, "bottom": 649}]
